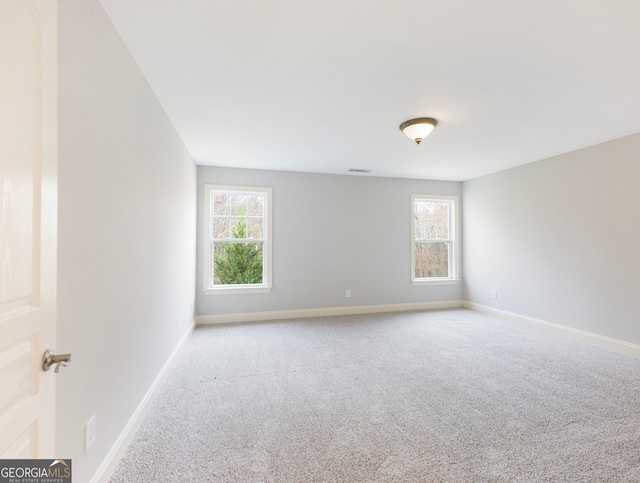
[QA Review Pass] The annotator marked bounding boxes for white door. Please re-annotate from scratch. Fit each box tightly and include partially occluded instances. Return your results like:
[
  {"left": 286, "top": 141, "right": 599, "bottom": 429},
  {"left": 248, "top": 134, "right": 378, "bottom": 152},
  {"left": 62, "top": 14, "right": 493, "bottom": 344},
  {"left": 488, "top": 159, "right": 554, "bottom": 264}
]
[{"left": 0, "top": 0, "right": 58, "bottom": 458}]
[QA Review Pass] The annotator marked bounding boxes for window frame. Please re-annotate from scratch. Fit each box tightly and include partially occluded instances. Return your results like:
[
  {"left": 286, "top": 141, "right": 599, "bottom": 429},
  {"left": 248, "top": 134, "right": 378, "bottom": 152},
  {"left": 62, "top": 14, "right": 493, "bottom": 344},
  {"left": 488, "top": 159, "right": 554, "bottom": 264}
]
[
  {"left": 203, "top": 184, "right": 273, "bottom": 295},
  {"left": 411, "top": 194, "right": 460, "bottom": 286}
]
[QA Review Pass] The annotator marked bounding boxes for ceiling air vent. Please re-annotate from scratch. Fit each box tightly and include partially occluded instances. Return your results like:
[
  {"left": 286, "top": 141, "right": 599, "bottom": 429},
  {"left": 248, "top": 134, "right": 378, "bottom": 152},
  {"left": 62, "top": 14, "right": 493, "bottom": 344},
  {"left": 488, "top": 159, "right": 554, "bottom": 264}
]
[{"left": 348, "top": 169, "right": 371, "bottom": 173}]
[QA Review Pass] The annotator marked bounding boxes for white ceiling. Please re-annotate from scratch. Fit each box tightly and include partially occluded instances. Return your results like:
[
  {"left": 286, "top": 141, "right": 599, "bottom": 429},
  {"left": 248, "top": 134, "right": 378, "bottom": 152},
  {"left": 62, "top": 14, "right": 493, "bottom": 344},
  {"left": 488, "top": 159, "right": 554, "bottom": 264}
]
[{"left": 99, "top": 0, "right": 640, "bottom": 181}]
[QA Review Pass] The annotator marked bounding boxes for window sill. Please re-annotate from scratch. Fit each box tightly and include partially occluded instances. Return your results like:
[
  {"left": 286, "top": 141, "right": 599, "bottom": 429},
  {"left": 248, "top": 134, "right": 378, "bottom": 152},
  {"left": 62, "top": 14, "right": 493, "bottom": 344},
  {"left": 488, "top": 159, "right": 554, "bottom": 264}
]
[
  {"left": 203, "top": 285, "right": 273, "bottom": 295},
  {"left": 412, "top": 279, "right": 461, "bottom": 286}
]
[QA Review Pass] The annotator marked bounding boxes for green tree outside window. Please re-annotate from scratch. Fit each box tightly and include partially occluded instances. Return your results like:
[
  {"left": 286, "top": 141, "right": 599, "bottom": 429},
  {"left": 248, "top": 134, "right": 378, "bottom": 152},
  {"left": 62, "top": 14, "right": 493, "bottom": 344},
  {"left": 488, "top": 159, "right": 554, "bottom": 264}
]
[{"left": 214, "top": 218, "right": 263, "bottom": 284}]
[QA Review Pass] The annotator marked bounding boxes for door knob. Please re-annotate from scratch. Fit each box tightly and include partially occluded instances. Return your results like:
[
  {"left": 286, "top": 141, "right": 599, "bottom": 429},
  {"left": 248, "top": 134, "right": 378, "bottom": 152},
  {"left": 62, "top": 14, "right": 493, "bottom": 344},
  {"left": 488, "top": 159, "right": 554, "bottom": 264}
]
[{"left": 42, "top": 350, "right": 72, "bottom": 373}]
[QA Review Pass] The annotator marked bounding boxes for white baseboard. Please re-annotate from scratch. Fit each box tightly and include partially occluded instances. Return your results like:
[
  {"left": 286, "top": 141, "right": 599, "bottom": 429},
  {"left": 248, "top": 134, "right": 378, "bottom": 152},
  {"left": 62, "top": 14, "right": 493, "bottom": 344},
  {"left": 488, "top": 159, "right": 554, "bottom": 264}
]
[
  {"left": 90, "top": 319, "right": 196, "bottom": 483},
  {"left": 197, "top": 300, "right": 464, "bottom": 325},
  {"left": 463, "top": 301, "right": 640, "bottom": 359}
]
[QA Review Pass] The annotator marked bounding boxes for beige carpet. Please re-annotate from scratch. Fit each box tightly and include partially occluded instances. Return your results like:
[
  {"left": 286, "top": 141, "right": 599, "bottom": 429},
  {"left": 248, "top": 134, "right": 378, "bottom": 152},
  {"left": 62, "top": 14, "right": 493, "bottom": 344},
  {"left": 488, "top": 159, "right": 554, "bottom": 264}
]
[{"left": 110, "top": 309, "right": 640, "bottom": 482}]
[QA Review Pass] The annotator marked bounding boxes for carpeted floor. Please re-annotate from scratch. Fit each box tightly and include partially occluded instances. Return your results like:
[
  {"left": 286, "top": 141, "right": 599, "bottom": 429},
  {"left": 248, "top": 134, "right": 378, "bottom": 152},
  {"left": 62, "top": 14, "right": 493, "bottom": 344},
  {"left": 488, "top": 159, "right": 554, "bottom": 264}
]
[{"left": 110, "top": 309, "right": 640, "bottom": 482}]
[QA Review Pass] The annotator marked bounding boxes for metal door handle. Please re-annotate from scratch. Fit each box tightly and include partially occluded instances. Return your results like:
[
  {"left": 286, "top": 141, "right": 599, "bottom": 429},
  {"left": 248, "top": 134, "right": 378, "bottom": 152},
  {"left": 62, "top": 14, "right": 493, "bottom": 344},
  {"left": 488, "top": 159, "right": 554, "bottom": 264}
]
[{"left": 42, "top": 350, "right": 72, "bottom": 373}]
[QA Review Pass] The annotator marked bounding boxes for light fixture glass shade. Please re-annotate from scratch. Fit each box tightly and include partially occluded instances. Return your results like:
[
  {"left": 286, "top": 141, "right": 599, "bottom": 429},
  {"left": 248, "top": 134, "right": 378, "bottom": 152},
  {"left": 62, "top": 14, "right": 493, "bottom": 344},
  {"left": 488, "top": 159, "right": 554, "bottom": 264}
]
[{"left": 399, "top": 118, "right": 438, "bottom": 144}]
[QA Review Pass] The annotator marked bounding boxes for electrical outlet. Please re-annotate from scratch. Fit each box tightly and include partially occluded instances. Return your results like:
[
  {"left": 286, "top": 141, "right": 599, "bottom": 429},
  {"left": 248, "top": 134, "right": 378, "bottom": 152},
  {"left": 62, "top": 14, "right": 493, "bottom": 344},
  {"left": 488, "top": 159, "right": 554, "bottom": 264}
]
[
  {"left": 346, "top": 289, "right": 351, "bottom": 298},
  {"left": 189, "top": 302, "right": 194, "bottom": 315},
  {"left": 85, "top": 415, "right": 96, "bottom": 453},
  {"left": 491, "top": 290, "right": 497, "bottom": 299}
]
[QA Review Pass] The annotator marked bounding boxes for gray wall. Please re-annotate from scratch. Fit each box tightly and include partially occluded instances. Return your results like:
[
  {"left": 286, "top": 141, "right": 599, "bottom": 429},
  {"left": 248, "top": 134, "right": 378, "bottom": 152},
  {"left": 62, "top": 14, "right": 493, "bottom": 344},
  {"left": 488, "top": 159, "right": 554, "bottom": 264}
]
[
  {"left": 463, "top": 132, "right": 640, "bottom": 344},
  {"left": 197, "top": 167, "right": 462, "bottom": 316},
  {"left": 57, "top": 1, "right": 196, "bottom": 481}
]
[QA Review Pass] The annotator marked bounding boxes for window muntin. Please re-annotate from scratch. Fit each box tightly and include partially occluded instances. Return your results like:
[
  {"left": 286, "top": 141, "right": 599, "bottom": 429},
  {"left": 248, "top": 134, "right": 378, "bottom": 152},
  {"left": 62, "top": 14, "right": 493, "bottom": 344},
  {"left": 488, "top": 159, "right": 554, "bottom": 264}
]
[
  {"left": 411, "top": 195, "right": 458, "bottom": 284},
  {"left": 204, "top": 185, "right": 272, "bottom": 294}
]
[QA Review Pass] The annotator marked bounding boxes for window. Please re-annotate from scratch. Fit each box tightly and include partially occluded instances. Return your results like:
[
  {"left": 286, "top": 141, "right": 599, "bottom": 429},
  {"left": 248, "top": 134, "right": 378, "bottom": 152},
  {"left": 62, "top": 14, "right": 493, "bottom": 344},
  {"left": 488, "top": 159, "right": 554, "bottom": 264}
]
[
  {"left": 203, "top": 185, "right": 272, "bottom": 294},
  {"left": 411, "top": 195, "right": 459, "bottom": 285}
]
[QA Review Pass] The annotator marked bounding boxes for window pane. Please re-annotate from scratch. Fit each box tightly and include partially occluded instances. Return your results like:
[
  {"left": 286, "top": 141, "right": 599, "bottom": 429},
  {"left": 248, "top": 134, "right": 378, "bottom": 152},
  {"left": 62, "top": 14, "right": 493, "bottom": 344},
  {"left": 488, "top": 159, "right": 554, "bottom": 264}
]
[
  {"left": 213, "top": 241, "right": 263, "bottom": 285},
  {"left": 414, "top": 200, "right": 449, "bottom": 240},
  {"left": 228, "top": 217, "right": 248, "bottom": 238},
  {"left": 246, "top": 216, "right": 263, "bottom": 239},
  {"left": 230, "top": 194, "right": 246, "bottom": 216},
  {"left": 213, "top": 193, "right": 230, "bottom": 215},
  {"left": 415, "top": 241, "right": 449, "bottom": 278},
  {"left": 212, "top": 215, "right": 230, "bottom": 239},
  {"left": 247, "top": 195, "right": 264, "bottom": 217},
  {"left": 414, "top": 200, "right": 430, "bottom": 238}
]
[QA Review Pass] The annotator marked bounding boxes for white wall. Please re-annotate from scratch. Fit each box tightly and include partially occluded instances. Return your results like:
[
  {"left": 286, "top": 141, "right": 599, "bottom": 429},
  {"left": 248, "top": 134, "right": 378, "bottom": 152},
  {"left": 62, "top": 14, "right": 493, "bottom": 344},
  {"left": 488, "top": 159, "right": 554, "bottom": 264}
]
[
  {"left": 197, "top": 167, "right": 462, "bottom": 316},
  {"left": 463, "top": 132, "right": 640, "bottom": 344},
  {"left": 57, "top": 1, "right": 196, "bottom": 481}
]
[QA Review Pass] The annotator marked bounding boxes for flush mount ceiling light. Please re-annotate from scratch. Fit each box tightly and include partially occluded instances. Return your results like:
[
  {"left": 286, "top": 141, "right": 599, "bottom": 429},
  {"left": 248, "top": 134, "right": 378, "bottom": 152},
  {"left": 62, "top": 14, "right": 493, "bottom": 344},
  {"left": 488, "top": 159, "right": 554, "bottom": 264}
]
[{"left": 399, "top": 117, "right": 438, "bottom": 144}]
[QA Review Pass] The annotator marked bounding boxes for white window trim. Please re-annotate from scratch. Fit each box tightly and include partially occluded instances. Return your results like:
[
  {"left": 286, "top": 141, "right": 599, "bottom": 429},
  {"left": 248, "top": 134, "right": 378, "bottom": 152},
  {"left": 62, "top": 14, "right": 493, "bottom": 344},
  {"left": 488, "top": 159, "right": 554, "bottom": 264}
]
[
  {"left": 411, "top": 194, "right": 461, "bottom": 286},
  {"left": 203, "top": 184, "right": 273, "bottom": 295}
]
